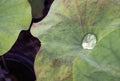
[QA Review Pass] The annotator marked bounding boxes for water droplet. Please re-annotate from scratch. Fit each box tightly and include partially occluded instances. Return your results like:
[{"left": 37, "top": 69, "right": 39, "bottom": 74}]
[{"left": 82, "top": 34, "right": 97, "bottom": 50}]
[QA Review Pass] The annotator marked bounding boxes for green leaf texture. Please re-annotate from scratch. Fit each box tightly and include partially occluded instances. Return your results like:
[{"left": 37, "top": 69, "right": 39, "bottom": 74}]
[
  {"left": 73, "top": 29, "right": 120, "bottom": 81},
  {"left": 32, "top": 0, "right": 120, "bottom": 81},
  {"left": 0, "top": 0, "right": 31, "bottom": 55}
]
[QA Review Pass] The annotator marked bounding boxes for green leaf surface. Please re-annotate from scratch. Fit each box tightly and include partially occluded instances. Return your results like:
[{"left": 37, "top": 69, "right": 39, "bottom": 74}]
[
  {"left": 0, "top": 0, "right": 31, "bottom": 55},
  {"left": 32, "top": 0, "right": 120, "bottom": 81},
  {"left": 73, "top": 29, "right": 120, "bottom": 81}
]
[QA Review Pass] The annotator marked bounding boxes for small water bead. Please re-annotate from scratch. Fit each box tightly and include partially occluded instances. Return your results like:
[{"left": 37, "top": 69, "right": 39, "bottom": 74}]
[{"left": 82, "top": 34, "right": 97, "bottom": 50}]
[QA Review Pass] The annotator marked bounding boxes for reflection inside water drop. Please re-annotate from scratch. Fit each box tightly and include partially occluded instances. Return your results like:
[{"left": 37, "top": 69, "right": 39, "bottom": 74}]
[{"left": 82, "top": 34, "right": 97, "bottom": 50}]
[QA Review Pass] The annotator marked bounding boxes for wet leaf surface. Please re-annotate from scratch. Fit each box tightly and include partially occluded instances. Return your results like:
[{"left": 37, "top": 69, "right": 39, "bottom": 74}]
[{"left": 31, "top": 0, "right": 120, "bottom": 81}]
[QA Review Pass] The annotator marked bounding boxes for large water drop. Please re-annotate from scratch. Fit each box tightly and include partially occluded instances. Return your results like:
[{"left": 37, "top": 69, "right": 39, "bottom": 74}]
[{"left": 82, "top": 34, "right": 97, "bottom": 50}]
